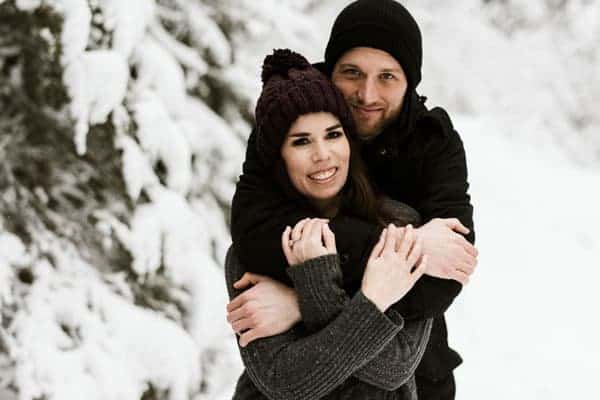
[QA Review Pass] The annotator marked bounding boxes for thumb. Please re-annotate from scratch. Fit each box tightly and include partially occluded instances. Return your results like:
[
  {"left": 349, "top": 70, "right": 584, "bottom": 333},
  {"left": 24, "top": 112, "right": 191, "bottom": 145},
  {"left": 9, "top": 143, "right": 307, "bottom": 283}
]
[
  {"left": 281, "top": 226, "right": 294, "bottom": 265},
  {"left": 444, "top": 218, "right": 470, "bottom": 235},
  {"left": 233, "top": 272, "right": 262, "bottom": 289}
]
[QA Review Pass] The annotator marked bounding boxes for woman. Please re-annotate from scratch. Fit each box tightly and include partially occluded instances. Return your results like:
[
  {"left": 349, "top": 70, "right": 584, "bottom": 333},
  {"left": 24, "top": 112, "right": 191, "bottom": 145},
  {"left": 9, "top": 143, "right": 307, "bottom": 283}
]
[{"left": 226, "top": 49, "right": 432, "bottom": 400}]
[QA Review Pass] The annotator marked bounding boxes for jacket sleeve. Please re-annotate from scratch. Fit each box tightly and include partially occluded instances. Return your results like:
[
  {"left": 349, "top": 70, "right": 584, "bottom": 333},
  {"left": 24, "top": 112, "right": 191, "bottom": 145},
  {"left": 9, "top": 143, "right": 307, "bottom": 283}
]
[
  {"left": 287, "top": 254, "right": 432, "bottom": 391},
  {"left": 231, "top": 128, "right": 383, "bottom": 286},
  {"left": 398, "top": 110, "right": 475, "bottom": 321},
  {"left": 225, "top": 248, "right": 410, "bottom": 400}
]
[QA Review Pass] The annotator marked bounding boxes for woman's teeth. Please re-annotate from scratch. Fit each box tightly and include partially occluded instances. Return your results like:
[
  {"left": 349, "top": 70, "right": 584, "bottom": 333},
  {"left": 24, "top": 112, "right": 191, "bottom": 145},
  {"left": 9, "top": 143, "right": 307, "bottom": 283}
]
[{"left": 309, "top": 168, "right": 336, "bottom": 181}]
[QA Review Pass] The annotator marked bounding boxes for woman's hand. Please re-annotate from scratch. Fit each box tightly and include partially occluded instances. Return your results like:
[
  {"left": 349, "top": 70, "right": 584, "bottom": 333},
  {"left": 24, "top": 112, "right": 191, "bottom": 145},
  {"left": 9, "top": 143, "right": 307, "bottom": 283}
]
[
  {"left": 281, "top": 218, "right": 337, "bottom": 266},
  {"left": 361, "top": 224, "right": 428, "bottom": 312}
]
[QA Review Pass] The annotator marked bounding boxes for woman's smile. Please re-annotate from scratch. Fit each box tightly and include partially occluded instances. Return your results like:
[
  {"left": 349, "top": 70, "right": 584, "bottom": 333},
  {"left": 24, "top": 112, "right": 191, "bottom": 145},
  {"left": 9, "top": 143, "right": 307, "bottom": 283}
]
[{"left": 308, "top": 167, "right": 338, "bottom": 183}]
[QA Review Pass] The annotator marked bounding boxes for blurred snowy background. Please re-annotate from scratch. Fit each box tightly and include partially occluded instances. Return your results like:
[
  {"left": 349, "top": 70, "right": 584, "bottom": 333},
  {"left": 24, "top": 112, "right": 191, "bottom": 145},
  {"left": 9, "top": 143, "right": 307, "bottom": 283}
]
[{"left": 0, "top": 0, "right": 598, "bottom": 399}]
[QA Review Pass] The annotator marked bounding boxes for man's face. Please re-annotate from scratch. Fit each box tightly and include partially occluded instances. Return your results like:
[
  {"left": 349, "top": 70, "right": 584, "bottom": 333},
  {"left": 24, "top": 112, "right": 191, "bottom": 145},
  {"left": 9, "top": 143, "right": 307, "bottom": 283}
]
[{"left": 331, "top": 47, "right": 408, "bottom": 139}]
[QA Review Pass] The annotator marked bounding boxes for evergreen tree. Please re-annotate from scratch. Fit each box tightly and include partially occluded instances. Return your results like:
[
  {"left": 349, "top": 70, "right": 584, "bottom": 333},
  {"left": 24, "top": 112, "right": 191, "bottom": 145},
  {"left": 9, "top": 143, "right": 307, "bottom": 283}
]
[{"left": 0, "top": 0, "right": 322, "bottom": 398}]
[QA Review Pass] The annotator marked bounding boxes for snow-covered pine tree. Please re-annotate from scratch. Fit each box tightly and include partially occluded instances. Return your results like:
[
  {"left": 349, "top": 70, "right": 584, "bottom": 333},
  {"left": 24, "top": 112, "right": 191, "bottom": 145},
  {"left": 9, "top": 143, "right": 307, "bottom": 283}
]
[{"left": 0, "top": 0, "right": 322, "bottom": 399}]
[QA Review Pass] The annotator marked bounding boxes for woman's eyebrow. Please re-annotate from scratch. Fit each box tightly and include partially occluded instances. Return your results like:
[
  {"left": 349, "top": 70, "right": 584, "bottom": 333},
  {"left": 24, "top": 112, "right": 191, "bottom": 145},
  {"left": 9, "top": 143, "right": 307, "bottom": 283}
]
[
  {"left": 288, "top": 132, "right": 310, "bottom": 137},
  {"left": 326, "top": 124, "right": 342, "bottom": 131}
]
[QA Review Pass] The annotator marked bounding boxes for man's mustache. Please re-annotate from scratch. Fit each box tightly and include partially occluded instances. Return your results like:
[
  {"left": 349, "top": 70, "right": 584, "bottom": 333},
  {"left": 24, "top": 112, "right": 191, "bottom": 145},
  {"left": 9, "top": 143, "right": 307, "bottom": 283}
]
[{"left": 346, "top": 98, "right": 385, "bottom": 109}]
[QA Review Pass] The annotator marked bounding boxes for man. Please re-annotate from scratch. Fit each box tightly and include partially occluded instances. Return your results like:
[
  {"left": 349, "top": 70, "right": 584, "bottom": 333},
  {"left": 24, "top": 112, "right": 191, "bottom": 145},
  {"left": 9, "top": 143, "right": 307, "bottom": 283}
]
[{"left": 228, "top": 0, "right": 477, "bottom": 399}]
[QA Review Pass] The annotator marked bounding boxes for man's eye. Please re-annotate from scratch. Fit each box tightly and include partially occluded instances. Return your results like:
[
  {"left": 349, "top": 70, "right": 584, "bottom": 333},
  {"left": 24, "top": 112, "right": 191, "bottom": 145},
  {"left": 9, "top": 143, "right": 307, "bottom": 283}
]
[
  {"left": 380, "top": 73, "right": 396, "bottom": 81},
  {"left": 343, "top": 69, "right": 361, "bottom": 77},
  {"left": 292, "top": 138, "right": 309, "bottom": 146}
]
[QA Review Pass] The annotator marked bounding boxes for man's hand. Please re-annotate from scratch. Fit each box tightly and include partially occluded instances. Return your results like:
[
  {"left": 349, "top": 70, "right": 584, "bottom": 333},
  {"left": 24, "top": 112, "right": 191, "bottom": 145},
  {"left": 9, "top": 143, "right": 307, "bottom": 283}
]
[
  {"left": 415, "top": 218, "right": 478, "bottom": 285},
  {"left": 226, "top": 272, "right": 301, "bottom": 347}
]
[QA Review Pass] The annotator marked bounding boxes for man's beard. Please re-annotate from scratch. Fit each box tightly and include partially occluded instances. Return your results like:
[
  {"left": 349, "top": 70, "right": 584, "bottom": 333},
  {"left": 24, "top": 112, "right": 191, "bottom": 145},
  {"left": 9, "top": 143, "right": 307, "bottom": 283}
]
[{"left": 351, "top": 103, "right": 403, "bottom": 140}]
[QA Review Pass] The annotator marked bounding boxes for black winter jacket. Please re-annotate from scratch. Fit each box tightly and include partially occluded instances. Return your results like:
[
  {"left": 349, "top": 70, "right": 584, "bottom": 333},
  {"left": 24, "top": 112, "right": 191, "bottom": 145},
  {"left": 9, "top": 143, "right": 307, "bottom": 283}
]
[{"left": 231, "top": 95, "right": 474, "bottom": 383}]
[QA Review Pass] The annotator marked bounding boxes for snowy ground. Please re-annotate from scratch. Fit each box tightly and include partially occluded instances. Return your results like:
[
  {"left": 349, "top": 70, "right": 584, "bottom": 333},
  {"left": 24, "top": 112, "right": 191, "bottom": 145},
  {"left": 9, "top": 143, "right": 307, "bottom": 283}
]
[{"left": 447, "top": 115, "right": 600, "bottom": 399}]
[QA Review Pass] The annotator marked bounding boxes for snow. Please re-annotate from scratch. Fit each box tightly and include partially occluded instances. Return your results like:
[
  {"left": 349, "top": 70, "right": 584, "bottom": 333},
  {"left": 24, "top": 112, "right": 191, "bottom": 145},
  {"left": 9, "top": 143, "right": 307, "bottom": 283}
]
[
  {"left": 131, "top": 90, "right": 193, "bottom": 194},
  {"left": 446, "top": 115, "right": 600, "bottom": 399},
  {"left": 11, "top": 254, "right": 200, "bottom": 400},
  {"left": 63, "top": 50, "right": 129, "bottom": 155},
  {"left": 53, "top": 0, "right": 91, "bottom": 65},
  {"left": 96, "top": 185, "right": 242, "bottom": 396},
  {"left": 115, "top": 134, "right": 159, "bottom": 201},
  {"left": 97, "top": 0, "right": 155, "bottom": 59},
  {"left": 14, "top": 0, "right": 41, "bottom": 11},
  {"left": 403, "top": 0, "right": 600, "bottom": 166},
  {"left": 184, "top": 2, "right": 231, "bottom": 67},
  {"left": 132, "top": 36, "right": 188, "bottom": 117},
  {"left": 179, "top": 97, "right": 245, "bottom": 196},
  {"left": 149, "top": 21, "right": 209, "bottom": 76},
  {"left": 0, "top": 231, "right": 27, "bottom": 308}
]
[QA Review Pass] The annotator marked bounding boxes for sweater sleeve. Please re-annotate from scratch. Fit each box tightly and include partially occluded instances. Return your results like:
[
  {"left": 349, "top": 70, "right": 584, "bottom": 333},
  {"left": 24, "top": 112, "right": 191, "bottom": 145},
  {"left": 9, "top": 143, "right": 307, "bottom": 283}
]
[
  {"left": 287, "top": 254, "right": 432, "bottom": 391},
  {"left": 225, "top": 248, "right": 405, "bottom": 400}
]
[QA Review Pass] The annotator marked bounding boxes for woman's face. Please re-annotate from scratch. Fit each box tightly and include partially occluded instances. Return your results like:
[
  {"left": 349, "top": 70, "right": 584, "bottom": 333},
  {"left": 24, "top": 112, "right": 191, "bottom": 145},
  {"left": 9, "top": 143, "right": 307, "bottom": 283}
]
[{"left": 281, "top": 112, "right": 350, "bottom": 208}]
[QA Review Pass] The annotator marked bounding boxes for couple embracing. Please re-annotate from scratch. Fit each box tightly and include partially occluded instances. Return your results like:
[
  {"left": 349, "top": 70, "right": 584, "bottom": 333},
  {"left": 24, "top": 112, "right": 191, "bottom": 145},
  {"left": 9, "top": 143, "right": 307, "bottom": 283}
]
[{"left": 225, "top": 1, "right": 478, "bottom": 399}]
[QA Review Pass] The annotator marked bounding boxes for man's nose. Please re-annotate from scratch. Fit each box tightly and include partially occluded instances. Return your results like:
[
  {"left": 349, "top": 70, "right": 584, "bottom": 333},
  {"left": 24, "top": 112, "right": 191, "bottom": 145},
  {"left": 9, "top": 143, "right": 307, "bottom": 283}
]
[{"left": 357, "top": 77, "right": 379, "bottom": 104}]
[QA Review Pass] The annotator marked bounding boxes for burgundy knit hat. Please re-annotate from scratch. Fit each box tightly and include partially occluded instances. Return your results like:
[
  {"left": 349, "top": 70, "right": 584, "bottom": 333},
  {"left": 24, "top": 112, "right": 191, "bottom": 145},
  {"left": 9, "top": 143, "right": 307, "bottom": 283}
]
[{"left": 255, "top": 49, "right": 355, "bottom": 167}]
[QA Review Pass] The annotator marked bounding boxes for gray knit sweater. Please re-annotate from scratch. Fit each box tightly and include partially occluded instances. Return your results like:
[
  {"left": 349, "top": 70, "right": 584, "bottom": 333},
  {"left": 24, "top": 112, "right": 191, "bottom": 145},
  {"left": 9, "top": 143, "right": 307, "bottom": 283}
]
[{"left": 225, "top": 249, "right": 432, "bottom": 400}]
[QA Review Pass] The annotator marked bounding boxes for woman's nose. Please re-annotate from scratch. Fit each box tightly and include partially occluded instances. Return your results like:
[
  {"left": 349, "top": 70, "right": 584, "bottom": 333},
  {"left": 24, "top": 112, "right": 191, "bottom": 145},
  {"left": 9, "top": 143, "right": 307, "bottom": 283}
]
[{"left": 311, "top": 142, "right": 331, "bottom": 162}]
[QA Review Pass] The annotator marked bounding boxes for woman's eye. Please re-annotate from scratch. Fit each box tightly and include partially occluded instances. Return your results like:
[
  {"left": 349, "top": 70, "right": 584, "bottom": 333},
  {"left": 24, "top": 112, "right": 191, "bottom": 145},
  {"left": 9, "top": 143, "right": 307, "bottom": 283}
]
[
  {"left": 291, "top": 138, "right": 309, "bottom": 146},
  {"left": 327, "top": 130, "right": 343, "bottom": 139}
]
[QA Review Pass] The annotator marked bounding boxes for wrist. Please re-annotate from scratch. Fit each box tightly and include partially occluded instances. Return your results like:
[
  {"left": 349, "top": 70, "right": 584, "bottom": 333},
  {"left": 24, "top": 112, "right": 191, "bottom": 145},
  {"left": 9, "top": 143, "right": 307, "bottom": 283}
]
[
  {"left": 291, "top": 291, "right": 302, "bottom": 323},
  {"left": 360, "top": 288, "right": 388, "bottom": 312}
]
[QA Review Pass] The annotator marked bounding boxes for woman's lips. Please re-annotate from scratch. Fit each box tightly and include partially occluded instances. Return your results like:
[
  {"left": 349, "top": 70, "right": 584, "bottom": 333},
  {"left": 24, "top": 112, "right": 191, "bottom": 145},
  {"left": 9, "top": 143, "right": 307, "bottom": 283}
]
[{"left": 308, "top": 167, "right": 337, "bottom": 183}]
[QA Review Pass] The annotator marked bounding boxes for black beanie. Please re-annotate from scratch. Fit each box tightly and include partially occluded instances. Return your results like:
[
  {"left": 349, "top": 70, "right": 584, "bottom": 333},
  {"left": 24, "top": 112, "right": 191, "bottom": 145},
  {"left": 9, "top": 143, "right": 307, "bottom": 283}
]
[
  {"left": 255, "top": 49, "right": 355, "bottom": 167},
  {"left": 324, "top": 0, "right": 423, "bottom": 90}
]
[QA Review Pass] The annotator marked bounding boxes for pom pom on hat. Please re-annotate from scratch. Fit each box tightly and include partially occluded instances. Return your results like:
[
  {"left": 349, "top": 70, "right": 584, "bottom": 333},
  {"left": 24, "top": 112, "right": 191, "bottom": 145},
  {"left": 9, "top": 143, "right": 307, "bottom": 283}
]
[{"left": 261, "top": 49, "right": 311, "bottom": 83}]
